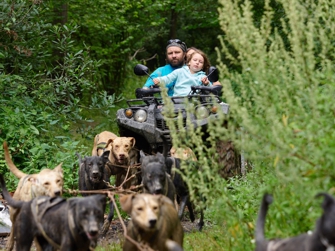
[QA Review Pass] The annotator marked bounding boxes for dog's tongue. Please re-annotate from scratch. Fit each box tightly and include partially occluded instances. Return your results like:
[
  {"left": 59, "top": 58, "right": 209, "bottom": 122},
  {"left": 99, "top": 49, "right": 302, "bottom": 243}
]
[{"left": 87, "top": 232, "right": 98, "bottom": 240}]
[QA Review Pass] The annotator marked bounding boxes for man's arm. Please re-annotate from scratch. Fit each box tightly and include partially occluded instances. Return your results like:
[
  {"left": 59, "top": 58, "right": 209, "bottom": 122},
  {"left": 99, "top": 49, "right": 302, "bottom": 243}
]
[{"left": 143, "top": 69, "right": 162, "bottom": 89}]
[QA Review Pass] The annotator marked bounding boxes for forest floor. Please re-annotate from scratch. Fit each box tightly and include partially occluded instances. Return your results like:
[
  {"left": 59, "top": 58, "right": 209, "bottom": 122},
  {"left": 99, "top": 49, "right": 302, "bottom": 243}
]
[{"left": 0, "top": 212, "right": 201, "bottom": 250}]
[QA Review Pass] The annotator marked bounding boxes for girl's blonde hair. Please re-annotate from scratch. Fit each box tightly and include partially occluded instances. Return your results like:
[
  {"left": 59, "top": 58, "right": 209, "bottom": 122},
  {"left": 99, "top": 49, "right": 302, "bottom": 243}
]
[{"left": 186, "top": 48, "right": 211, "bottom": 74}]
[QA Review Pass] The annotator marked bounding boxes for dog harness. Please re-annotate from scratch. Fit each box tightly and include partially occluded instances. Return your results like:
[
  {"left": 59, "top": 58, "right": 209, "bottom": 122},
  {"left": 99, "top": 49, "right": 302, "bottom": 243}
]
[
  {"left": 131, "top": 227, "right": 159, "bottom": 251},
  {"left": 97, "top": 142, "right": 107, "bottom": 151},
  {"left": 31, "top": 197, "right": 92, "bottom": 250},
  {"left": 31, "top": 196, "right": 65, "bottom": 249},
  {"left": 169, "top": 157, "right": 177, "bottom": 181}
]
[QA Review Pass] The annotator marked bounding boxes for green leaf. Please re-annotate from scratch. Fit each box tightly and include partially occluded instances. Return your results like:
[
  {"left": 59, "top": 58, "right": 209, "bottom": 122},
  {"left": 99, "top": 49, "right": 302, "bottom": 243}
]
[{"left": 30, "top": 125, "right": 39, "bottom": 135}]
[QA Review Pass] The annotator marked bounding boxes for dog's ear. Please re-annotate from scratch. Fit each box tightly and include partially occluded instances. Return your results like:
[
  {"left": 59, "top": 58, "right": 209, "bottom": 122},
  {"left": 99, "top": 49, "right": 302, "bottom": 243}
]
[
  {"left": 140, "top": 150, "right": 146, "bottom": 159},
  {"left": 165, "top": 157, "right": 173, "bottom": 173},
  {"left": 27, "top": 176, "right": 39, "bottom": 184},
  {"left": 156, "top": 153, "right": 167, "bottom": 171},
  {"left": 128, "top": 137, "right": 136, "bottom": 147},
  {"left": 68, "top": 198, "right": 79, "bottom": 211},
  {"left": 119, "top": 194, "right": 135, "bottom": 214},
  {"left": 102, "top": 150, "right": 110, "bottom": 162},
  {"left": 106, "top": 139, "right": 114, "bottom": 149},
  {"left": 96, "top": 194, "right": 107, "bottom": 210},
  {"left": 156, "top": 152, "right": 165, "bottom": 163},
  {"left": 316, "top": 192, "right": 335, "bottom": 211},
  {"left": 140, "top": 151, "right": 149, "bottom": 166},
  {"left": 76, "top": 152, "right": 82, "bottom": 162},
  {"left": 53, "top": 163, "right": 64, "bottom": 177}
]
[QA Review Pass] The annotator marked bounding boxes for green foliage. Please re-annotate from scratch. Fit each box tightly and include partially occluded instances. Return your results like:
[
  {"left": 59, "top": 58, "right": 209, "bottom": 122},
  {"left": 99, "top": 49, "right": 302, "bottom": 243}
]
[
  {"left": 66, "top": 0, "right": 224, "bottom": 90},
  {"left": 217, "top": 0, "right": 335, "bottom": 179},
  {"left": 0, "top": 0, "right": 120, "bottom": 192},
  {"left": 156, "top": 0, "right": 335, "bottom": 250},
  {"left": 2, "top": 0, "right": 335, "bottom": 250}
]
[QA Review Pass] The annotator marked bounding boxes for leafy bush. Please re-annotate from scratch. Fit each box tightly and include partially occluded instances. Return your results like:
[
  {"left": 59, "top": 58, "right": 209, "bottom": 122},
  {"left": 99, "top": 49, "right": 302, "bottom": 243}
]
[
  {"left": 216, "top": 0, "right": 335, "bottom": 186},
  {"left": 0, "top": 1, "right": 120, "bottom": 192},
  {"left": 162, "top": 0, "right": 335, "bottom": 250}
]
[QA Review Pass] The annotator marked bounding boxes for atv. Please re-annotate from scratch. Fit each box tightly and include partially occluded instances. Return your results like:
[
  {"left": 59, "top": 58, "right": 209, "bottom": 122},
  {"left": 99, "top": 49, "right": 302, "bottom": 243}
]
[{"left": 116, "top": 64, "right": 242, "bottom": 177}]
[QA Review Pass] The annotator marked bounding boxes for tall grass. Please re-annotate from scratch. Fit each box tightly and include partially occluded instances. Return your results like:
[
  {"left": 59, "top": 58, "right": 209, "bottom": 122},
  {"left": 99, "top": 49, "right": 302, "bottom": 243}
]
[{"left": 164, "top": 0, "right": 335, "bottom": 250}]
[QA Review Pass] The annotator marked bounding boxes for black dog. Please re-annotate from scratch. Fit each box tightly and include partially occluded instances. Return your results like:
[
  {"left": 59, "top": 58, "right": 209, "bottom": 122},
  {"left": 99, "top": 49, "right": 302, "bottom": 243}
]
[
  {"left": 140, "top": 151, "right": 176, "bottom": 203},
  {"left": 0, "top": 174, "right": 106, "bottom": 251},
  {"left": 77, "top": 151, "right": 110, "bottom": 191},
  {"left": 255, "top": 193, "right": 335, "bottom": 251},
  {"left": 77, "top": 151, "right": 117, "bottom": 236},
  {"left": 165, "top": 157, "right": 205, "bottom": 230}
]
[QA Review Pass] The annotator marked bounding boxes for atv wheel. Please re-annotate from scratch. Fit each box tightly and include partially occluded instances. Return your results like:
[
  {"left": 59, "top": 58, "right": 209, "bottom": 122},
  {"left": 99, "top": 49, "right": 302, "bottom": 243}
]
[{"left": 216, "top": 140, "right": 242, "bottom": 178}]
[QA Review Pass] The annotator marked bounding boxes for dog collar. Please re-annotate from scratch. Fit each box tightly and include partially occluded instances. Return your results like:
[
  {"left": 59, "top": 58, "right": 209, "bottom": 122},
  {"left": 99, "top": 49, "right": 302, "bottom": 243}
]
[{"left": 321, "top": 237, "right": 335, "bottom": 251}]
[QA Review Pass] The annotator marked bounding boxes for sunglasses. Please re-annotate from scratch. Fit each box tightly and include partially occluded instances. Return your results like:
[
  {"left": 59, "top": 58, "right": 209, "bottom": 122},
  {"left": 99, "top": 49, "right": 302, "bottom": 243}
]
[{"left": 167, "top": 39, "right": 186, "bottom": 47}]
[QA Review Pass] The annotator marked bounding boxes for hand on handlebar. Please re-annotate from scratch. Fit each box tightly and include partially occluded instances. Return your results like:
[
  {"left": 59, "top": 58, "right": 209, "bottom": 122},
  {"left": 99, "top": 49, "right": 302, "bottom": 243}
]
[
  {"left": 153, "top": 78, "right": 160, "bottom": 86},
  {"left": 201, "top": 76, "right": 209, "bottom": 86}
]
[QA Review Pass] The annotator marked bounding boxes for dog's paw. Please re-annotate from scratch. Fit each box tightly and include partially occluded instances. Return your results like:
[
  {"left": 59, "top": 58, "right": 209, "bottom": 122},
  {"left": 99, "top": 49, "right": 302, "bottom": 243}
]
[{"left": 89, "top": 240, "right": 98, "bottom": 249}]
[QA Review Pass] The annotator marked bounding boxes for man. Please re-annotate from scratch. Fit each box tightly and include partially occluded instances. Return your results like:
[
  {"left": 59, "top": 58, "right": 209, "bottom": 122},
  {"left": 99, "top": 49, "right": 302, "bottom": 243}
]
[{"left": 143, "top": 39, "right": 187, "bottom": 96}]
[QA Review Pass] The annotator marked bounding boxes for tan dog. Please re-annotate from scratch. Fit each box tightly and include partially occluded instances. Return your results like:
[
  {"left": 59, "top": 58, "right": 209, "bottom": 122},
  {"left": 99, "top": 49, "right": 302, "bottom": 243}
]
[
  {"left": 105, "top": 136, "right": 139, "bottom": 189},
  {"left": 170, "top": 146, "right": 197, "bottom": 161},
  {"left": 91, "top": 132, "right": 139, "bottom": 235},
  {"left": 120, "top": 193, "right": 184, "bottom": 251},
  {"left": 92, "top": 131, "right": 137, "bottom": 166},
  {"left": 91, "top": 130, "right": 117, "bottom": 156},
  {"left": 3, "top": 141, "right": 64, "bottom": 251},
  {"left": 105, "top": 136, "right": 136, "bottom": 166},
  {"left": 92, "top": 131, "right": 138, "bottom": 187}
]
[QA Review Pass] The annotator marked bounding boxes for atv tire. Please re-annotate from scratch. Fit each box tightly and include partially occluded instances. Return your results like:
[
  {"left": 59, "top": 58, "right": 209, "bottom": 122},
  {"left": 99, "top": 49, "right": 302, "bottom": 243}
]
[{"left": 216, "top": 140, "right": 242, "bottom": 178}]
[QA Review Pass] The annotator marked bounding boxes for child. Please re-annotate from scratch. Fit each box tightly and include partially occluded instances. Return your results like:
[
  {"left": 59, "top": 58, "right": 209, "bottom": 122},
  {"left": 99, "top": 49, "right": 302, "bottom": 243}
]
[
  {"left": 186, "top": 47, "right": 222, "bottom": 86},
  {"left": 153, "top": 49, "right": 212, "bottom": 97}
]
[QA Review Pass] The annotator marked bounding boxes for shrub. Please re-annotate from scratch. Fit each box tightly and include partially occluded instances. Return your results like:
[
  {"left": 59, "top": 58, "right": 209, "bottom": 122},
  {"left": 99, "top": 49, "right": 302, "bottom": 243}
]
[{"left": 164, "top": 0, "right": 335, "bottom": 250}]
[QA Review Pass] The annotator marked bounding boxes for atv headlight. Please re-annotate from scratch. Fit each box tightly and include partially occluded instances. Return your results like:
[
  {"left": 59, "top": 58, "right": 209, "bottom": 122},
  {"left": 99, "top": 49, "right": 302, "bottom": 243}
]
[
  {"left": 134, "top": 109, "right": 147, "bottom": 122},
  {"left": 196, "top": 106, "right": 209, "bottom": 119},
  {"left": 211, "top": 105, "right": 218, "bottom": 114},
  {"left": 125, "top": 109, "right": 133, "bottom": 118}
]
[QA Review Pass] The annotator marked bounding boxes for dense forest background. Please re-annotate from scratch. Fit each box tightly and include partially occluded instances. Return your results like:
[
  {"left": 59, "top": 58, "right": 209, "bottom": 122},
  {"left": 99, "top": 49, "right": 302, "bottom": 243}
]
[
  {"left": 0, "top": 0, "right": 227, "bottom": 190},
  {"left": 1, "top": 0, "right": 335, "bottom": 250},
  {"left": 2, "top": 0, "right": 225, "bottom": 93}
]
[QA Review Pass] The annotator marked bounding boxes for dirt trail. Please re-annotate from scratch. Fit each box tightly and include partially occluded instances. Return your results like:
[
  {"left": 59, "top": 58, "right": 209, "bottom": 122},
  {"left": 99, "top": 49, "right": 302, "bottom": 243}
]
[{"left": 0, "top": 217, "right": 201, "bottom": 250}]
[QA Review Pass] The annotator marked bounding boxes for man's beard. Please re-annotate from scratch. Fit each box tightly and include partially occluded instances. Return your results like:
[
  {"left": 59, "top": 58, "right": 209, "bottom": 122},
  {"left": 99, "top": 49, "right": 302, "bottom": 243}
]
[{"left": 167, "top": 58, "right": 184, "bottom": 68}]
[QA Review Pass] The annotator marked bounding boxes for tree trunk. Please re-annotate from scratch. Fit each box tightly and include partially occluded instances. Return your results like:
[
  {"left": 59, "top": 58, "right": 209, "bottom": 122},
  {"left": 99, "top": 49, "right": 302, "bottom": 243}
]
[
  {"left": 169, "top": 5, "right": 178, "bottom": 39},
  {"left": 53, "top": 2, "right": 68, "bottom": 25}
]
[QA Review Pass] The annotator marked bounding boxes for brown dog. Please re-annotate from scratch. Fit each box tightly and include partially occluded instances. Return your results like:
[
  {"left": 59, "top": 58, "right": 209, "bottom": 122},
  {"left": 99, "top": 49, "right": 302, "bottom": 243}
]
[
  {"left": 3, "top": 141, "right": 64, "bottom": 251},
  {"left": 91, "top": 132, "right": 140, "bottom": 235},
  {"left": 105, "top": 136, "right": 137, "bottom": 167},
  {"left": 92, "top": 130, "right": 118, "bottom": 156},
  {"left": 92, "top": 131, "right": 138, "bottom": 188},
  {"left": 170, "top": 146, "right": 197, "bottom": 161},
  {"left": 120, "top": 193, "right": 184, "bottom": 251}
]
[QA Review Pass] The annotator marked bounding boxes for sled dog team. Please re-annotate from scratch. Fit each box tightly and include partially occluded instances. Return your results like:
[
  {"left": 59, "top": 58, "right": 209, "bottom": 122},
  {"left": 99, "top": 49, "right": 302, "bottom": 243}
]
[{"left": 1, "top": 132, "right": 335, "bottom": 251}]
